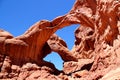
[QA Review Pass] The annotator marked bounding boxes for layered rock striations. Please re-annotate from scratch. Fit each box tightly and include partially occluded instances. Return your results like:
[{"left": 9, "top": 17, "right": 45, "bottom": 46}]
[{"left": 0, "top": 0, "right": 120, "bottom": 80}]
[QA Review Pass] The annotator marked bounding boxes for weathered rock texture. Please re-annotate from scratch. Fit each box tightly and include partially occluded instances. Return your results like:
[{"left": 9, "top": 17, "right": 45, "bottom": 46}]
[{"left": 0, "top": 0, "right": 120, "bottom": 79}]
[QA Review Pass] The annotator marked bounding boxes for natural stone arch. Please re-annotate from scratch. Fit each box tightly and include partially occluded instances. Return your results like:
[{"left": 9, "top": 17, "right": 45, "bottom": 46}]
[
  {"left": 0, "top": 16, "right": 79, "bottom": 71},
  {"left": 0, "top": 0, "right": 120, "bottom": 74}
]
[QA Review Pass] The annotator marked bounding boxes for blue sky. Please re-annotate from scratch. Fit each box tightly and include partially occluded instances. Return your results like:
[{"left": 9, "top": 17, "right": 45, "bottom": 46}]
[{"left": 0, "top": 0, "right": 78, "bottom": 70}]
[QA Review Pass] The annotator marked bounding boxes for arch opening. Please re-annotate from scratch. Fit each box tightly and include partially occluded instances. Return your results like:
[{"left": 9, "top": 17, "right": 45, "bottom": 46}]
[
  {"left": 44, "top": 24, "right": 79, "bottom": 70},
  {"left": 56, "top": 24, "right": 79, "bottom": 50},
  {"left": 43, "top": 52, "right": 64, "bottom": 70}
]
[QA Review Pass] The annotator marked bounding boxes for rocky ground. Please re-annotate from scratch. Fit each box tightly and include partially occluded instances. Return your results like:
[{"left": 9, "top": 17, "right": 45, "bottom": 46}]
[{"left": 0, "top": 0, "right": 120, "bottom": 80}]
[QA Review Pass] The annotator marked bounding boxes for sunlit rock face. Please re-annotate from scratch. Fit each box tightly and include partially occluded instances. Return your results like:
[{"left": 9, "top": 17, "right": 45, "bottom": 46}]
[{"left": 0, "top": 0, "right": 120, "bottom": 79}]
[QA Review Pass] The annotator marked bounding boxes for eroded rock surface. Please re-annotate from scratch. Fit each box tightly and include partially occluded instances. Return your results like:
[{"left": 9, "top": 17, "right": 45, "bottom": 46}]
[{"left": 0, "top": 0, "right": 120, "bottom": 80}]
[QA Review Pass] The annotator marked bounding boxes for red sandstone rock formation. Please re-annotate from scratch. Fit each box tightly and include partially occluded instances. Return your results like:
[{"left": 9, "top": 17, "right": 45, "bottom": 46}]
[{"left": 0, "top": 0, "right": 120, "bottom": 80}]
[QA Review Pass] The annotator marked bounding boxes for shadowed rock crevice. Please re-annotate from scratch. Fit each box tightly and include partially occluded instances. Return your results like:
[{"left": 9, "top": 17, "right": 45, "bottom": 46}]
[{"left": 81, "top": 62, "right": 93, "bottom": 71}]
